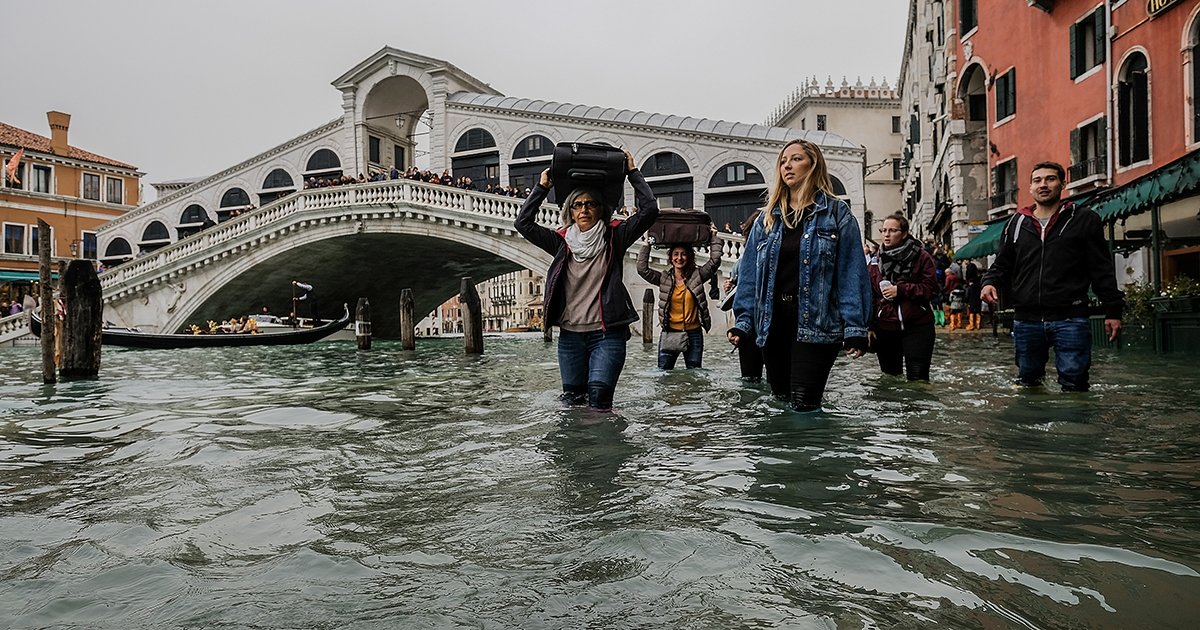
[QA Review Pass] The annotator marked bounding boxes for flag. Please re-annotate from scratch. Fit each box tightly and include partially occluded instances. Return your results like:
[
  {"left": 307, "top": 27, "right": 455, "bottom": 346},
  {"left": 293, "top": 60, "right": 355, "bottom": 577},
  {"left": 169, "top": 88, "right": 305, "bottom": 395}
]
[{"left": 4, "top": 148, "right": 23, "bottom": 185}]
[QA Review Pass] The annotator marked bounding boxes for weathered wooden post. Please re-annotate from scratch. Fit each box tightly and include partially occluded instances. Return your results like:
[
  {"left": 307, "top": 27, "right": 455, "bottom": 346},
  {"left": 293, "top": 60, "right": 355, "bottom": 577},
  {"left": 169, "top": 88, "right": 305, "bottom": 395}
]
[
  {"left": 38, "top": 219, "right": 56, "bottom": 384},
  {"left": 642, "top": 288, "right": 655, "bottom": 343},
  {"left": 59, "top": 259, "right": 103, "bottom": 379},
  {"left": 460, "top": 277, "right": 483, "bottom": 354},
  {"left": 355, "top": 297, "right": 371, "bottom": 350},
  {"left": 399, "top": 288, "right": 415, "bottom": 350}
]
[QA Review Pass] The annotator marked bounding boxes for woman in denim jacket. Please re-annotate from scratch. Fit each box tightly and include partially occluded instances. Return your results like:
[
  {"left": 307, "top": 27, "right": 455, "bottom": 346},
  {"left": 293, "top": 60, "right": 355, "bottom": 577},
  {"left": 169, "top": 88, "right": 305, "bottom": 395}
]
[{"left": 727, "top": 139, "right": 873, "bottom": 411}]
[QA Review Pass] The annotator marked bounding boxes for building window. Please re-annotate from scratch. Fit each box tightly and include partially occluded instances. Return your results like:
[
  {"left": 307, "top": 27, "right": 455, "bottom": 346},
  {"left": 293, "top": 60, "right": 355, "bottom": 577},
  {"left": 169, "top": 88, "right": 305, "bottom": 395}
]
[
  {"left": 454, "top": 128, "right": 497, "bottom": 152},
  {"left": 727, "top": 164, "right": 748, "bottom": 183},
  {"left": 32, "top": 165, "right": 51, "bottom": 193},
  {"left": 995, "top": 68, "right": 1016, "bottom": 121},
  {"left": 800, "top": 118, "right": 806, "bottom": 130},
  {"left": 816, "top": 114, "right": 827, "bottom": 131},
  {"left": 1194, "top": 19, "right": 1200, "bottom": 143},
  {"left": 990, "top": 159, "right": 1018, "bottom": 208},
  {"left": 891, "top": 157, "right": 902, "bottom": 181},
  {"left": 2, "top": 160, "right": 23, "bottom": 189},
  {"left": 3, "top": 224, "right": 24, "bottom": 255},
  {"left": 30, "top": 224, "right": 51, "bottom": 257},
  {"left": 82, "top": 173, "right": 101, "bottom": 201},
  {"left": 891, "top": 116, "right": 901, "bottom": 134},
  {"left": 106, "top": 177, "right": 124, "bottom": 204},
  {"left": 368, "top": 136, "right": 381, "bottom": 164},
  {"left": 220, "top": 188, "right": 250, "bottom": 208},
  {"left": 82, "top": 231, "right": 97, "bottom": 260},
  {"left": 306, "top": 149, "right": 340, "bottom": 172},
  {"left": 394, "top": 145, "right": 405, "bottom": 169},
  {"left": 1069, "top": 117, "right": 1107, "bottom": 181},
  {"left": 960, "top": 0, "right": 977, "bottom": 33},
  {"left": 1070, "top": 8, "right": 1106, "bottom": 80},
  {"left": 1117, "top": 52, "right": 1150, "bottom": 166},
  {"left": 262, "top": 169, "right": 294, "bottom": 190}
]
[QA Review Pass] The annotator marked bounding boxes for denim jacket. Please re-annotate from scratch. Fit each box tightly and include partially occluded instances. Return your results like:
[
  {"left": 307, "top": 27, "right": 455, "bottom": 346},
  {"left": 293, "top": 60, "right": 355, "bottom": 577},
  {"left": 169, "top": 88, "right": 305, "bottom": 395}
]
[{"left": 732, "top": 192, "right": 872, "bottom": 346}]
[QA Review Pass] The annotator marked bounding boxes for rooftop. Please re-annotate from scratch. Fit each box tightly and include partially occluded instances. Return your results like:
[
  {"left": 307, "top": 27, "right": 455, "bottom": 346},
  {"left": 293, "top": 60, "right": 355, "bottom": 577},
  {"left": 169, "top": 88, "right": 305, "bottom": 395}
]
[{"left": 0, "top": 121, "right": 138, "bottom": 170}]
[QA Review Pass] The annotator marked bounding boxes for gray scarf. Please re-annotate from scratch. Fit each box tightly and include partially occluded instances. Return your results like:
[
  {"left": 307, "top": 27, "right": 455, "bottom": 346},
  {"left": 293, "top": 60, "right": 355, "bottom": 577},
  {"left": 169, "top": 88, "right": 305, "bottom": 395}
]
[
  {"left": 880, "top": 236, "right": 921, "bottom": 283},
  {"left": 564, "top": 222, "right": 608, "bottom": 262}
]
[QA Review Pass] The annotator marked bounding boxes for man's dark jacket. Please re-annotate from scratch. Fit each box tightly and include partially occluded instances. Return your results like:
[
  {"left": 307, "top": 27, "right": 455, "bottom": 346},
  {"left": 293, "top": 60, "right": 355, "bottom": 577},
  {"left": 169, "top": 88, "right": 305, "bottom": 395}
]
[
  {"left": 981, "top": 202, "right": 1123, "bottom": 321},
  {"left": 514, "top": 169, "right": 659, "bottom": 331}
]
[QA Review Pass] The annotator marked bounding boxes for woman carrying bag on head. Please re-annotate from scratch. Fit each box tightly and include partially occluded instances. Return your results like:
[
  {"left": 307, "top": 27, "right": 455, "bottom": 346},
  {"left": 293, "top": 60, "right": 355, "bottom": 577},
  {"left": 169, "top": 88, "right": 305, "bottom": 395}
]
[
  {"left": 514, "top": 150, "right": 658, "bottom": 411},
  {"left": 637, "top": 225, "right": 724, "bottom": 369},
  {"left": 868, "top": 213, "right": 939, "bottom": 381},
  {"left": 727, "top": 139, "right": 873, "bottom": 412}
]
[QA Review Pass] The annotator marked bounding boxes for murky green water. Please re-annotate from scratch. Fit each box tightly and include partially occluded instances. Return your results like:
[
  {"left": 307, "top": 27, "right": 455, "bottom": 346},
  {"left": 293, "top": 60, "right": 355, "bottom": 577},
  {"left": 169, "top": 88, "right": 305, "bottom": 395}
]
[{"left": 1, "top": 333, "right": 1198, "bottom": 629}]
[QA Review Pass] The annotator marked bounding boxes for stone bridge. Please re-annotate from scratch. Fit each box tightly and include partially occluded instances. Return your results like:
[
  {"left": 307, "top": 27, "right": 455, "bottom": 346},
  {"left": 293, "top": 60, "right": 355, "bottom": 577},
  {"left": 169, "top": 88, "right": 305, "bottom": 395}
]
[{"left": 98, "top": 178, "right": 745, "bottom": 337}]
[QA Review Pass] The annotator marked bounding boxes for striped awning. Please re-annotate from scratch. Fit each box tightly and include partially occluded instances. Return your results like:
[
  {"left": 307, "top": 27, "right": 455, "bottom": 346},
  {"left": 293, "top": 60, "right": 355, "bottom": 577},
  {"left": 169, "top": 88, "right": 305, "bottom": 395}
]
[{"left": 1087, "top": 149, "right": 1200, "bottom": 222}]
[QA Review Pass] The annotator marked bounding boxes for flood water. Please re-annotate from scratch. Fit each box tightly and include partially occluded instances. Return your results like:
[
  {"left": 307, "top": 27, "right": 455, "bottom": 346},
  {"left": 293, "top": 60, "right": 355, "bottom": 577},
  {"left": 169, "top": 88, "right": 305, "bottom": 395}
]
[{"left": 1, "top": 332, "right": 1198, "bottom": 629}]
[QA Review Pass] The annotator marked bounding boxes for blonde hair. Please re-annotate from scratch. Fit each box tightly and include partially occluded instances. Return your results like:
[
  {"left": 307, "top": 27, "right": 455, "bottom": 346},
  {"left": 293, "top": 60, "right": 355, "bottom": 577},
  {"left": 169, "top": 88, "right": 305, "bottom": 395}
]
[{"left": 762, "top": 139, "right": 837, "bottom": 232}]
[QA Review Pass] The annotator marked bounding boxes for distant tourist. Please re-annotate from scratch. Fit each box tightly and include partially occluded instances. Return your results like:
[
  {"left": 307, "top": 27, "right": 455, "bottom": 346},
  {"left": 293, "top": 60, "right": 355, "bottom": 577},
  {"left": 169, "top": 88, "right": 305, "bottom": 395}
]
[
  {"left": 514, "top": 151, "right": 658, "bottom": 410},
  {"left": 637, "top": 225, "right": 723, "bottom": 369},
  {"left": 868, "top": 213, "right": 939, "bottom": 381},
  {"left": 981, "top": 161, "right": 1123, "bottom": 391}
]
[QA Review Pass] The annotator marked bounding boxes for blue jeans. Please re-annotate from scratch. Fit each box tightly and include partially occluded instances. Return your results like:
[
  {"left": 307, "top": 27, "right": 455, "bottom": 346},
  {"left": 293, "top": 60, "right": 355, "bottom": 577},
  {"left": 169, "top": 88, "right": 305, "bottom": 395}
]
[
  {"left": 1012, "top": 318, "right": 1092, "bottom": 391},
  {"left": 658, "top": 329, "right": 705, "bottom": 369},
  {"left": 558, "top": 327, "right": 630, "bottom": 409}
]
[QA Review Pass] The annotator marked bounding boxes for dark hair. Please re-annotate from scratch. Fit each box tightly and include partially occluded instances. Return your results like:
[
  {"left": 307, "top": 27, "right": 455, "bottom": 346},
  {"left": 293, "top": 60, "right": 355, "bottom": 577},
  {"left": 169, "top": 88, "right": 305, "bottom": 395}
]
[
  {"left": 883, "top": 213, "right": 910, "bottom": 234},
  {"left": 739, "top": 210, "right": 762, "bottom": 237},
  {"left": 1031, "top": 161, "right": 1065, "bottom": 181},
  {"left": 668, "top": 244, "right": 696, "bottom": 274}
]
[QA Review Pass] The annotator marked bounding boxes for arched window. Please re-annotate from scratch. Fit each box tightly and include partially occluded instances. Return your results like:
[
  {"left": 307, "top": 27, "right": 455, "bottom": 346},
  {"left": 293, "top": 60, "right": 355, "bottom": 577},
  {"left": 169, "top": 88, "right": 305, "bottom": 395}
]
[
  {"left": 104, "top": 238, "right": 132, "bottom": 258},
  {"left": 512, "top": 135, "right": 553, "bottom": 159},
  {"left": 830, "top": 176, "right": 847, "bottom": 197},
  {"left": 1191, "top": 20, "right": 1200, "bottom": 143},
  {"left": 708, "top": 162, "right": 765, "bottom": 188},
  {"left": 262, "top": 168, "right": 294, "bottom": 190},
  {"left": 305, "top": 149, "right": 341, "bottom": 172},
  {"left": 640, "top": 152, "right": 690, "bottom": 178},
  {"left": 180, "top": 205, "right": 209, "bottom": 225},
  {"left": 454, "top": 128, "right": 497, "bottom": 152},
  {"left": 1117, "top": 52, "right": 1150, "bottom": 166},
  {"left": 141, "top": 221, "right": 169, "bottom": 243},
  {"left": 220, "top": 188, "right": 250, "bottom": 208},
  {"left": 959, "top": 64, "right": 987, "bottom": 123},
  {"left": 642, "top": 152, "right": 694, "bottom": 209},
  {"left": 705, "top": 162, "right": 767, "bottom": 232}
]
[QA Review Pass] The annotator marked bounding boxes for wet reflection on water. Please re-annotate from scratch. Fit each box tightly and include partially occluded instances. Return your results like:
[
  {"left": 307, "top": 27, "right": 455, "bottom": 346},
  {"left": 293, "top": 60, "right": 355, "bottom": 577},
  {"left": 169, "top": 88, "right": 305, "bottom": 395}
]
[{"left": 1, "top": 333, "right": 1198, "bottom": 628}]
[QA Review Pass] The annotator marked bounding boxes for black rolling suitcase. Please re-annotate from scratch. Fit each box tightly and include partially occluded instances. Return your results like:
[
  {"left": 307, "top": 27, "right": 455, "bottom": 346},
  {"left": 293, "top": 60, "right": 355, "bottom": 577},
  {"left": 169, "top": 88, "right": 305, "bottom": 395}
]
[
  {"left": 647, "top": 209, "right": 712, "bottom": 248},
  {"left": 550, "top": 142, "right": 627, "bottom": 210}
]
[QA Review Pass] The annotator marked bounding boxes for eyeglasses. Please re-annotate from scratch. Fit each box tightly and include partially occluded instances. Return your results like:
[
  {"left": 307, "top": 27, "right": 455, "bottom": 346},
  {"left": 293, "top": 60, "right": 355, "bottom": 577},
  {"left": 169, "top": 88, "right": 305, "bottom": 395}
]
[{"left": 570, "top": 200, "right": 599, "bottom": 210}]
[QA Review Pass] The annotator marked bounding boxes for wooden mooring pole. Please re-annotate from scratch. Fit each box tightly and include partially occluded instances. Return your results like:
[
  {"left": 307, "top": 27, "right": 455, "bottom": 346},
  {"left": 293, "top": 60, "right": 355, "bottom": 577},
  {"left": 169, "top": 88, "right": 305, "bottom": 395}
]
[
  {"left": 460, "top": 277, "right": 483, "bottom": 354},
  {"left": 38, "top": 219, "right": 56, "bottom": 384},
  {"left": 399, "top": 288, "right": 415, "bottom": 350},
  {"left": 356, "top": 298, "right": 371, "bottom": 350},
  {"left": 642, "top": 288, "right": 655, "bottom": 344},
  {"left": 59, "top": 259, "right": 103, "bottom": 379}
]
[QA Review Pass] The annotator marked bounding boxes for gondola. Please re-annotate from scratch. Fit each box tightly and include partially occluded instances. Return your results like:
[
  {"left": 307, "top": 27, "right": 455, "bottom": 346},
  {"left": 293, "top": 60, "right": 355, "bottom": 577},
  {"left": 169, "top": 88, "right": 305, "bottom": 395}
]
[{"left": 30, "top": 304, "right": 352, "bottom": 349}]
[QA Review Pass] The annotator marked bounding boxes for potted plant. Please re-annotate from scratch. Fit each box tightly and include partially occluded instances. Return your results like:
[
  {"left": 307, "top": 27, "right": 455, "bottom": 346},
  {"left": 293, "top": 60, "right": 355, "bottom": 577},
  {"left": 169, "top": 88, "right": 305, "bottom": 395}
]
[{"left": 1151, "top": 275, "right": 1200, "bottom": 313}]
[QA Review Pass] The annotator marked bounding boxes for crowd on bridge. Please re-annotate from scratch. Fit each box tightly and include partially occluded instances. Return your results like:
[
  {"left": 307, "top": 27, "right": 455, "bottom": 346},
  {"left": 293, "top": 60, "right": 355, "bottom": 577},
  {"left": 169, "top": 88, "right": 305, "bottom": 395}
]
[{"left": 301, "top": 165, "right": 529, "bottom": 198}]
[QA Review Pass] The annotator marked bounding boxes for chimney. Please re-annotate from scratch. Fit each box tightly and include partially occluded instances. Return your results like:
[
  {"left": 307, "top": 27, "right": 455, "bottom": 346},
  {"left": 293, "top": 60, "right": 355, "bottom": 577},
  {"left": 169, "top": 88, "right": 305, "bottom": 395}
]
[{"left": 47, "top": 111, "right": 71, "bottom": 155}]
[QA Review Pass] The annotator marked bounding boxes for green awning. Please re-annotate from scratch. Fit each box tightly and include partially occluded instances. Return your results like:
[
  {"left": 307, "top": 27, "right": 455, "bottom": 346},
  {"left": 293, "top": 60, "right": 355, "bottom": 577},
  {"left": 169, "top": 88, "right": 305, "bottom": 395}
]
[
  {"left": 954, "top": 220, "right": 1007, "bottom": 260},
  {"left": 1087, "top": 149, "right": 1200, "bottom": 222},
  {"left": 0, "top": 270, "right": 56, "bottom": 282}
]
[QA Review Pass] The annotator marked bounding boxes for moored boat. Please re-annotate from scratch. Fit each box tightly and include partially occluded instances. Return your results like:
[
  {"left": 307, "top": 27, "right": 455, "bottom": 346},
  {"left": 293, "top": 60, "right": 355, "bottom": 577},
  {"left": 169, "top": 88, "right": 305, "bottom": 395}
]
[{"left": 30, "top": 304, "right": 352, "bottom": 349}]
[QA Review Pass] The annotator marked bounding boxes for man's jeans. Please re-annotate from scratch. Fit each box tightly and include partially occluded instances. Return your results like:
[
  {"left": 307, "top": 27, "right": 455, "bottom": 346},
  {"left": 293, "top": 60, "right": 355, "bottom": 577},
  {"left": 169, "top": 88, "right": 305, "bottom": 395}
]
[
  {"left": 558, "top": 328, "right": 629, "bottom": 409},
  {"left": 658, "top": 329, "right": 705, "bottom": 369},
  {"left": 1012, "top": 318, "right": 1092, "bottom": 391}
]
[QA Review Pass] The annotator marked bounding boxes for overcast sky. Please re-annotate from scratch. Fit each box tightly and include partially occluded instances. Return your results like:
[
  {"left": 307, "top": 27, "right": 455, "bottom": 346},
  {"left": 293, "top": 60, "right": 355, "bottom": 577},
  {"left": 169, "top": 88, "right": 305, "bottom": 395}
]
[{"left": 3, "top": 0, "right": 907, "bottom": 201}]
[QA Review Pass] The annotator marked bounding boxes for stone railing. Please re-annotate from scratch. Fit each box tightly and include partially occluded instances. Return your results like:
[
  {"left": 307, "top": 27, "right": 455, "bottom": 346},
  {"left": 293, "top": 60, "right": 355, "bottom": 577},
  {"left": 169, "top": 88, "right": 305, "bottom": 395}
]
[
  {"left": 100, "top": 178, "right": 747, "bottom": 296},
  {"left": 0, "top": 311, "right": 31, "bottom": 344}
]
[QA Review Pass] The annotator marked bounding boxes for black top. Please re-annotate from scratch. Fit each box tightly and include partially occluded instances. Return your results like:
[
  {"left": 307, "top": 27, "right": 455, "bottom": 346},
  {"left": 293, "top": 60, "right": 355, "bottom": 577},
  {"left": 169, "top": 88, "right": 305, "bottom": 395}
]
[{"left": 774, "top": 218, "right": 804, "bottom": 301}]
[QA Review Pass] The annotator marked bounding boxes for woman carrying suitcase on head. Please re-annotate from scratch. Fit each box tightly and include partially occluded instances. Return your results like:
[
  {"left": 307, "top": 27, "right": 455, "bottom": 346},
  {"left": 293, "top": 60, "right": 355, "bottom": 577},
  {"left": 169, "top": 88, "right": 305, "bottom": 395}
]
[
  {"left": 514, "top": 150, "right": 659, "bottom": 411},
  {"left": 637, "top": 225, "right": 724, "bottom": 369}
]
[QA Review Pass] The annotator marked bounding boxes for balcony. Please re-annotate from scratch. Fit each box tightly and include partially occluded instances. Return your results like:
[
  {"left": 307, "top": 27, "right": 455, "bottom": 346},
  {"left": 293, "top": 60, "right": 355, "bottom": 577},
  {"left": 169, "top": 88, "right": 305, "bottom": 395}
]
[
  {"left": 990, "top": 189, "right": 1018, "bottom": 210},
  {"left": 1068, "top": 157, "right": 1105, "bottom": 183}
]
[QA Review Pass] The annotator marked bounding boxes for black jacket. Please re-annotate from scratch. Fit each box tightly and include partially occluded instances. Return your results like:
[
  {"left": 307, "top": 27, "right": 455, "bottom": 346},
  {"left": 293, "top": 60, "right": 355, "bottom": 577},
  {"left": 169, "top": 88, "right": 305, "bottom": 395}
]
[
  {"left": 514, "top": 169, "right": 659, "bottom": 331},
  {"left": 981, "top": 203, "right": 1123, "bottom": 321}
]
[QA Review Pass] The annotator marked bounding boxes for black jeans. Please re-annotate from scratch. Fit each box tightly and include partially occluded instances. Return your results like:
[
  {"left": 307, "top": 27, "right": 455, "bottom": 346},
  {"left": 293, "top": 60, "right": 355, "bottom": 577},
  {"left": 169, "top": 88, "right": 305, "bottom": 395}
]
[
  {"left": 873, "top": 323, "right": 935, "bottom": 381},
  {"left": 736, "top": 329, "right": 764, "bottom": 381},
  {"left": 762, "top": 299, "right": 842, "bottom": 411}
]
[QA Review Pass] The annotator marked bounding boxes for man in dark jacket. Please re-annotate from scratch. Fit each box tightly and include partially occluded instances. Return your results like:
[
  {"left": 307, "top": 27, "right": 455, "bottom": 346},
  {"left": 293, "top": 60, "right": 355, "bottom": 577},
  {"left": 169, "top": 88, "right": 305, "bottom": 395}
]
[{"left": 981, "top": 161, "right": 1123, "bottom": 391}]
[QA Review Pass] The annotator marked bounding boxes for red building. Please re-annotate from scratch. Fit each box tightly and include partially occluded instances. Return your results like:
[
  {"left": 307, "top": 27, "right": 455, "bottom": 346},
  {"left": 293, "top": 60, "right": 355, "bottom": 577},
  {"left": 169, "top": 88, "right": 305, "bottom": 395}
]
[{"left": 952, "top": 0, "right": 1200, "bottom": 287}]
